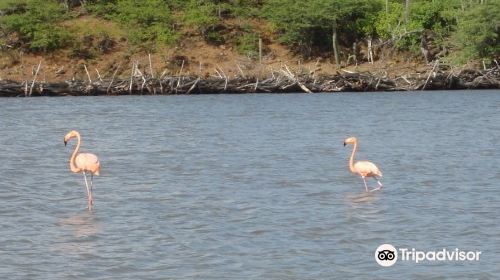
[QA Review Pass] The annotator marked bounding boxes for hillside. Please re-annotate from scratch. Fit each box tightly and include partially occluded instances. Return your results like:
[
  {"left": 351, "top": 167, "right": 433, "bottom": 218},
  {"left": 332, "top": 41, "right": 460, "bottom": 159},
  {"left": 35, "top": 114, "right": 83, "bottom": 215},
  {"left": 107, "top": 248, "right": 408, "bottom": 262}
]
[
  {"left": 0, "top": 15, "right": 427, "bottom": 83},
  {"left": 0, "top": 0, "right": 498, "bottom": 83}
]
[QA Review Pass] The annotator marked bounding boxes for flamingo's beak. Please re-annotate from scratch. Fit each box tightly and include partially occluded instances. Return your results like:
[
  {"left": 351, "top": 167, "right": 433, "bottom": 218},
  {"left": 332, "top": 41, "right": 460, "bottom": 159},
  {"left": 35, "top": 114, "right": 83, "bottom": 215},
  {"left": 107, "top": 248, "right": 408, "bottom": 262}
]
[
  {"left": 343, "top": 142, "right": 346, "bottom": 147},
  {"left": 64, "top": 140, "right": 67, "bottom": 146}
]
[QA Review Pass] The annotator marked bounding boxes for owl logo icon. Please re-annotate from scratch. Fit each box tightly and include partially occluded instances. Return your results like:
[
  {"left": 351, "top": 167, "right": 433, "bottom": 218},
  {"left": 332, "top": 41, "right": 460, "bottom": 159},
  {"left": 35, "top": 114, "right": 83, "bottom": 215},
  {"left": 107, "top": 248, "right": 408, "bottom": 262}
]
[{"left": 375, "top": 244, "right": 398, "bottom": 267}]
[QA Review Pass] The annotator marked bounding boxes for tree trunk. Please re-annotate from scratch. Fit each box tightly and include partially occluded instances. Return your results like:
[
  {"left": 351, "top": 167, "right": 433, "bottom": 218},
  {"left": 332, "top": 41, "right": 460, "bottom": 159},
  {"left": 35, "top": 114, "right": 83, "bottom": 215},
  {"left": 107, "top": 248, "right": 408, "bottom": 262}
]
[
  {"left": 367, "top": 37, "right": 374, "bottom": 64},
  {"left": 404, "top": 0, "right": 410, "bottom": 24},
  {"left": 420, "top": 34, "right": 429, "bottom": 63},
  {"left": 332, "top": 21, "right": 340, "bottom": 68}
]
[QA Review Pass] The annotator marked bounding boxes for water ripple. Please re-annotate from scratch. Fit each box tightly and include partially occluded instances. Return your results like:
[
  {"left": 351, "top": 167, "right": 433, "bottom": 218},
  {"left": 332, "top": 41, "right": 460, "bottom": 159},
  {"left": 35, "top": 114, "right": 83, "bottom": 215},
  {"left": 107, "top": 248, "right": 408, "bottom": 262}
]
[{"left": 0, "top": 91, "right": 499, "bottom": 279}]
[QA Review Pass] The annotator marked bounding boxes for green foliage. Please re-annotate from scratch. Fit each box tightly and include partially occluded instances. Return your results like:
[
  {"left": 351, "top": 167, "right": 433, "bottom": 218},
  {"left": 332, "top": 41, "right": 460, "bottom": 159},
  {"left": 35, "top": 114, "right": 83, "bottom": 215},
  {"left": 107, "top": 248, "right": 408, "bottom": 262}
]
[
  {"left": 236, "top": 32, "right": 259, "bottom": 58},
  {"left": 183, "top": 0, "right": 234, "bottom": 45},
  {"left": 0, "top": 0, "right": 72, "bottom": 52},
  {"left": 375, "top": 0, "right": 459, "bottom": 52},
  {"left": 183, "top": 0, "right": 220, "bottom": 29},
  {"left": 452, "top": 2, "right": 500, "bottom": 62},
  {"left": 1, "top": 0, "right": 498, "bottom": 65},
  {"left": 226, "top": 0, "right": 264, "bottom": 18},
  {"left": 86, "top": 0, "right": 118, "bottom": 16},
  {"left": 86, "top": 0, "right": 178, "bottom": 48},
  {"left": 205, "top": 30, "right": 225, "bottom": 45},
  {"left": 264, "top": 0, "right": 382, "bottom": 56},
  {"left": 375, "top": 2, "right": 405, "bottom": 40},
  {"left": 112, "top": 0, "right": 177, "bottom": 46},
  {"left": 0, "top": 0, "right": 19, "bottom": 9}
]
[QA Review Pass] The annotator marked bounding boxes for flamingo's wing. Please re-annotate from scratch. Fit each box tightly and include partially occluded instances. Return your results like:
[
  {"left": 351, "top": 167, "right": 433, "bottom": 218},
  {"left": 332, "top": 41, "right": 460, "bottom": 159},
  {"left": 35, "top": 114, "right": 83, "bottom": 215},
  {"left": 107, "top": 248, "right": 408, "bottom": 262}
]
[
  {"left": 354, "top": 161, "right": 382, "bottom": 177},
  {"left": 75, "top": 153, "right": 100, "bottom": 173}
]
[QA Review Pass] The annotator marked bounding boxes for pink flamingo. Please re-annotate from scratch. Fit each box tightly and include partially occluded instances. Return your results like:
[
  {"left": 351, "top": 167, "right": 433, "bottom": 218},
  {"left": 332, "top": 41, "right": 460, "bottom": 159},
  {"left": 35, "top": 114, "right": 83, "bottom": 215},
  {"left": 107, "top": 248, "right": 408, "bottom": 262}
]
[
  {"left": 343, "top": 136, "right": 383, "bottom": 192},
  {"left": 64, "top": 130, "right": 100, "bottom": 210}
]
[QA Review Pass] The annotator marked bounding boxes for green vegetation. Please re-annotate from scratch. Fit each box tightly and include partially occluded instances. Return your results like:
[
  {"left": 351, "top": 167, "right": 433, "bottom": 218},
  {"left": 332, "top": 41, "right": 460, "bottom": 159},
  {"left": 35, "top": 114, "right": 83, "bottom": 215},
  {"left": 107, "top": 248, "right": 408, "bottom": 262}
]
[
  {"left": 89, "top": 0, "right": 178, "bottom": 49},
  {"left": 236, "top": 32, "right": 259, "bottom": 58},
  {"left": 0, "top": 0, "right": 71, "bottom": 52},
  {"left": 0, "top": 0, "right": 498, "bottom": 64},
  {"left": 451, "top": 1, "right": 500, "bottom": 63},
  {"left": 264, "top": 0, "right": 382, "bottom": 57},
  {"left": 183, "top": 0, "right": 223, "bottom": 44}
]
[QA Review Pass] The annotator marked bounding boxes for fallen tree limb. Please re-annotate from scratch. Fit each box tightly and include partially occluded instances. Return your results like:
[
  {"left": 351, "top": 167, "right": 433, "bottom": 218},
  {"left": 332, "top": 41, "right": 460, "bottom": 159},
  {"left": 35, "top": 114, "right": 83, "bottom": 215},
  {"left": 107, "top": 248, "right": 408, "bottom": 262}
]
[{"left": 0, "top": 64, "right": 498, "bottom": 97}]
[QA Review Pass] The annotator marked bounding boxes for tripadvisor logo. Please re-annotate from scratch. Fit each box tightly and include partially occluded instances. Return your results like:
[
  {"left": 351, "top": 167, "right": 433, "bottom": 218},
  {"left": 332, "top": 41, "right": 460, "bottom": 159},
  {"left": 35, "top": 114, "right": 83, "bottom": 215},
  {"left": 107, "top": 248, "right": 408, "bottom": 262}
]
[
  {"left": 375, "top": 244, "right": 397, "bottom": 267},
  {"left": 375, "top": 244, "right": 481, "bottom": 267}
]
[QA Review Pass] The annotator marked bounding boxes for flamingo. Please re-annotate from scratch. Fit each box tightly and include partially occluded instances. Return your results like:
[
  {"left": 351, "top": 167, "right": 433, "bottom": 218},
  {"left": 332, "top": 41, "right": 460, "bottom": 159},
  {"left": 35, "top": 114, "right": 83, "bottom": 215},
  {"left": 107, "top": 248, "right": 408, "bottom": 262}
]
[
  {"left": 64, "top": 130, "right": 100, "bottom": 210},
  {"left": 343, "top": 136, "right": 383, "bottom": 192}
]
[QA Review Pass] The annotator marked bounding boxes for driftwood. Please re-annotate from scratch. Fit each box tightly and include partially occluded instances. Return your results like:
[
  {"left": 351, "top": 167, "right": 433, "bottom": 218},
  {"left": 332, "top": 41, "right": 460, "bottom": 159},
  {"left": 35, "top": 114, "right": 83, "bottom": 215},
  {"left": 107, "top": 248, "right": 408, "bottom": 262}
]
[
  {"left": 0, "top": 63, "right": 499, "bottom": 97},
  {"left": 27, "top": 61, "right": 42, "bottom": 97}
]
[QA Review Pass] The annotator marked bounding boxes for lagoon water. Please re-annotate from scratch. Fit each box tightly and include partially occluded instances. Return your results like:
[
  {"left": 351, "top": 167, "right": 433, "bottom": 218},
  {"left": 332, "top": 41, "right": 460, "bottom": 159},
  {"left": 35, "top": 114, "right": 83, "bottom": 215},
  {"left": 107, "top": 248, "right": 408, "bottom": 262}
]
[{"left": 0, "top": 90, "right": 499, "bottom": 279}]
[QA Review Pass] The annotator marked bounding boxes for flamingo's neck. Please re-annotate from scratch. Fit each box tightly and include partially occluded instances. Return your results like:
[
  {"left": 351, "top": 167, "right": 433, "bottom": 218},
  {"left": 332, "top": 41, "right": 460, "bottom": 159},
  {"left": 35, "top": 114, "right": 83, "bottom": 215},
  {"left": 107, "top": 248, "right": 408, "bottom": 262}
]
[
  {"left": 349, "top": 141, "right": 357, "bottom": 173},
  {"left": 69, "top": 133, "right": 82, "bottom": 173}
]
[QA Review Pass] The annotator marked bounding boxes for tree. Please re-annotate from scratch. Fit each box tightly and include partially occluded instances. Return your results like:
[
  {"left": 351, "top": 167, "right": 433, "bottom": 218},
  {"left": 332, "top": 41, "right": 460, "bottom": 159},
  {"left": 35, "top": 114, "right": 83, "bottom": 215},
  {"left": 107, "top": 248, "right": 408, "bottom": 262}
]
[
  {"left": 376, "top": 0, "right": 462, "bottom": 59},
  {"left": 452, "top": 1, "right": 500, "bottom": 62},
  {"left": 264, "top": 0, "right": 382, "bottom": 62}
]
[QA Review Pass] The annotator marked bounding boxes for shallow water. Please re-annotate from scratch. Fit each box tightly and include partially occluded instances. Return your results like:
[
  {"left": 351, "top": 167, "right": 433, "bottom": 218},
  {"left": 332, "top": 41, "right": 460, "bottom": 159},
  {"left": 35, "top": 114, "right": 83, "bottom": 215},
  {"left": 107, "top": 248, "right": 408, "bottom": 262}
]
[{"left": 0, "top": 90, "right": 499, "bottom": 279}]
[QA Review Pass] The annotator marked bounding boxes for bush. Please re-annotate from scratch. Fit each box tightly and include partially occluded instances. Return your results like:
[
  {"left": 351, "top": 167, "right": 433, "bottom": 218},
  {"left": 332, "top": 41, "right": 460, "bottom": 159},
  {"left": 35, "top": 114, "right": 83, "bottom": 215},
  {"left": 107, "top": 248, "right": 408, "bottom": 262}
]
[
  {"left": 0, "top": 0, "right": 72, "bottom": 52},
  {"left": 452, "top": 2, "right": 500, "bottom": 62},
  {"left": 90, "top": 0, "right": 178, "bottom": 47},
  {"left": 86, "top": 0, "right": 118, "bottom": 17},
  {"left": 183, "top": 1, "right": 219, "bottom": 30},
  {"left": 205, "top": 29, "right": 225, "bottom": 45},
  {"left": 224, "top": 0, "right": 264, "bottom": 18},
  {"left": 69, "top": 31, "right": 115, "bottom": 59},
  {"left": 236, "top": 32, "right": 259, "bottom": 58}
]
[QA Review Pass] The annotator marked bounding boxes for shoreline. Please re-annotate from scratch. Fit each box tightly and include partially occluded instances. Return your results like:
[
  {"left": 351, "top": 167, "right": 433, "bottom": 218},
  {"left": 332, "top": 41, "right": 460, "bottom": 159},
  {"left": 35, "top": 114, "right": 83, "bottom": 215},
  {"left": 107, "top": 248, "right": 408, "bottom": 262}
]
[{"left": 1, "top": 65, "right": 498, "bottom": 97}]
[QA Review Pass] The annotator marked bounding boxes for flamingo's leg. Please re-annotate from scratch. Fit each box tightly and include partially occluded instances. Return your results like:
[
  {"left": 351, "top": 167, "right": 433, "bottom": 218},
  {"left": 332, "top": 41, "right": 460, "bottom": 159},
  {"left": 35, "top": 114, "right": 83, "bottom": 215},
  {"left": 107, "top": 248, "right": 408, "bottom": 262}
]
[
  {"left": 89, "top": 173, "right": 94, "bottom": 205},
  {"left": 83, "top": 172, "right": 90, "bottom": 197},
  {"left": 362, "top": 176, "right": 368, "bottom": 192},
  {"left": 82, "top": 172, "right": 92, "bottom": 210},
  {"left": 370, "top": 177, "right": 383, "bottom": 192}
]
